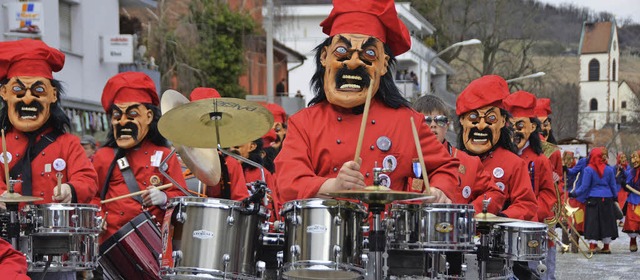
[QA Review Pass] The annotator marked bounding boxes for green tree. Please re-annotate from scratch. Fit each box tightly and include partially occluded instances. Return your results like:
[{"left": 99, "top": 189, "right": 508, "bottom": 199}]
[{"left": 186, "top": 0, "right": 256, "bottom": 98}]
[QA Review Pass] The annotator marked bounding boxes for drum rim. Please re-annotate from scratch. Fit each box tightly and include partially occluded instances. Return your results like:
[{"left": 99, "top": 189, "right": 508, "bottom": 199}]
[
  {"left": 36, "top": 203, "right": 100, "bottom": 210},
  {"left": 493, "top": 221, "right": 548, "bottom": 229},
  {"left": 281, "top": 198, "right": 366, "bottom": 213},
  {"left": 169, "top": 196, "right": 242, "bottom": 207}
]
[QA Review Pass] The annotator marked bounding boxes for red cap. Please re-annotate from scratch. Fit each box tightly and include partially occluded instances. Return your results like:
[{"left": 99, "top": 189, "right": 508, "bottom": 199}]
[
  {"left": 504, "top": 90, "right": 537, "bottom": 118},
  {"left": 264, "top": 103, "right": 287, "bottom": 124},
  {"left": 320, "top": 0, "right": 411, "bottom": 56},
  {"left": 534, "top": 98, "right": 552, "bottom": 117},
  {"left": 101, "top": 72, "right": 159, "bottom": 112},
  {"left": 456, "top": 75, "right": 509, "bottom": 116},
  {"left": 190, "top": 87, "right": 221, "bottom": 101},
  {"left": 0, "top": 39, "right": 65, "bottom": 80}
]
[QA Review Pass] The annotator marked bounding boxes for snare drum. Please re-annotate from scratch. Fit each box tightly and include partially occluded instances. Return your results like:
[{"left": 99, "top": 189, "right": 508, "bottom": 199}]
[
  {"left": 99, "top": 211, "right": 162, "bottom": 280},
  {"left": 22, "top": 203, "right": 101, "bottom": 272},
  {"left": 160, "top": 197, "right": 266, "bottom": 279},
  {"left": 280, "top": 198, "right": 367, "bottom": 280},
  {"left": 491, "top": 221, "right": 547, "bottom": 261},
  {"left": 388, "top": 203, "right": 475, "bottom": 252}
]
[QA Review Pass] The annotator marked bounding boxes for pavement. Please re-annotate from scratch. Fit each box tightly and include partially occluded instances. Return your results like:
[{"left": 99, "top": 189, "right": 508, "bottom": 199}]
[{"left": 555, "top": 226, "right": 639, "bottom": 279}]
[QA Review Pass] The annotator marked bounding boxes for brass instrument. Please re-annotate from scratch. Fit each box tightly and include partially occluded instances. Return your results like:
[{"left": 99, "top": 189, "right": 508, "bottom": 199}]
[{"left": 543, "top": 172, "right": 593, "bottom": 259}]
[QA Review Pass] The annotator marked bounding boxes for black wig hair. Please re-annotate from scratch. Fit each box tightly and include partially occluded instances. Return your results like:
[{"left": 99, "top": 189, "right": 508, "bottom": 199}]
[
  {"left": 528, "top": 117, "right": 543, "bottom": 155},
  {"left": 242, "top": 138, "right": 265, "bottom": 171},
  {"left": 308, "top": 37, "right": 410, "bottom": 109},
  {"left": 0, "top": 78, "right": 71, "bottom": 133},
  {"left": 102, "top": 103, "right": 170, "bottom": 148}
]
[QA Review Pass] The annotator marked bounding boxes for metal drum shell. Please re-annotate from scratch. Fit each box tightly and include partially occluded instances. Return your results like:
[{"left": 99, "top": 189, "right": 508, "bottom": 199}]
[
  {"left": 388, "top": 203, "right": 475, "bottom": 252},
  {"left": 21, "top": 233, "right": 99, "bottom": 272},
  {"left": 161, "top": 197, "right": 266, "bottom": 279},
  {"left": 280, "top": 198, "right": 367, "bottom": 279},
  {"left": 34, "top": 203, "right": 101, "bottom": 234},
  {"left": 490, "top": 221, "right": 548, "bottom": 261}
]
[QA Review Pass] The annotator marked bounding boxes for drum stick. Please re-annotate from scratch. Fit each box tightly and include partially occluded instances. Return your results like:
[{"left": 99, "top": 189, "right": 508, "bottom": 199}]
[
  {"left": 1, "top": 129, "right": 9, "bottom": 189},
  {"left": 354, "top": 79, "right": 375, "bottom": 162},
  {"left": 101, "top": 183, "right": 173, "bottom": 204},
  {"left": 410, "top": 117, "right": 431, "bottom": 195}
]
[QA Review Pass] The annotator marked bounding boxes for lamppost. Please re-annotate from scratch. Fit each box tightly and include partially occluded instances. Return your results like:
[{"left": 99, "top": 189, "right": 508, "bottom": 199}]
[
  {"left": 506, "top": 72, "right": 546, "bottom": 83},
  {"left": 425, "top": 39, "right": 481, "bottom": 95}
]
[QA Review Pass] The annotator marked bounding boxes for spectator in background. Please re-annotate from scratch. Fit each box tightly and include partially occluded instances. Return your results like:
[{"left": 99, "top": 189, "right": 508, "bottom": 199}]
[
  {"left": 410, "top": 70, "right": 419, "bottom": 92},
  {"left": 570, "top": 147, "right": 619, "bottom": 254},
  {"left": 276, "top": 78, "right": 287, "bottom": 96},
  {"left": 80, "top": 135, "right": 97, "bottom": 160}
]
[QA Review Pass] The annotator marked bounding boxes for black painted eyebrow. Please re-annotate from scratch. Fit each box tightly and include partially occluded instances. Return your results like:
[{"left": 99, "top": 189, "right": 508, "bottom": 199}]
[
  {"left": 336, "top": 35, "right": 352, "bottom": 49},
  {"left": 361, "top": 37, "right": 379, "bottom": 50}
]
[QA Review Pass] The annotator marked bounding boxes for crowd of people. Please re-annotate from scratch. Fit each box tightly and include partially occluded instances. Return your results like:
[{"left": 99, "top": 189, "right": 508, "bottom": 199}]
[{"left": 0, "top": 0, "right": 635, "bottom": 279}]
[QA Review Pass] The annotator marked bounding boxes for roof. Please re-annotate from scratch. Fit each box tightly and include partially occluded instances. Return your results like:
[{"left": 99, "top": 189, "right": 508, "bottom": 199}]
[{"left": 578, "top": 21, "right": 614, "bottom": 54}]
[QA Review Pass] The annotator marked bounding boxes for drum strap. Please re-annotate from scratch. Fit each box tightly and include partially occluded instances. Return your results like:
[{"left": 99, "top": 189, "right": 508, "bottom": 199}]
[
  {"left": 100, "top": 148, "right": 143, "bottom": 204},
  {"left": 9, "top": 130, "right": 62, "bottom": 196}
]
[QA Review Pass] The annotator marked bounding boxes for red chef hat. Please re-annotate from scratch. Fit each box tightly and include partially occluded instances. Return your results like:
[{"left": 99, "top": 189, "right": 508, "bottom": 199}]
[
  {"left": 504, "top": 90, "right": 537, "bottom": 118},
  {"left": 535, "top": 98, "right": 552, "bottom": 117},
  {"left": 190, "top": 87, "right": 221, "bottom": 101},
  {"left": 456, "top": 75, "right": 509, "bottom": 116},
  {"left": 320, "top": 0, "right": 411, "bottom": 56},
  {"left": 0, "top": 39, "right": 65, "bottom": 80},
  {"left": 264, "top": 103, "right": 287, "bottom": 124},
  {"left": 101, "top": 72, "right": 159, "bottom": 112}
]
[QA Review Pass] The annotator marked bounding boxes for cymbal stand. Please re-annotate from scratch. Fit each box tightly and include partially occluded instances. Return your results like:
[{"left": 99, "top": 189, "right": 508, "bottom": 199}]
[
  {"left": 6, "top": 179, "right": 22, "bottom": 249},
  {"left": 476, "top": 197, "right": 492, "bottom": 280},
  {"left": 159, "top": 148, "right": 194, "bottom": 197},
  {"left": 368, "top": 202, "right": 385, "bottom": 280}
]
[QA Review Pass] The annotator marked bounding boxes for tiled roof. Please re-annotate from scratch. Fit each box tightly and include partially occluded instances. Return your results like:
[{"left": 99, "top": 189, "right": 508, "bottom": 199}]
[{"left": 580, "top": 21, "right": 613, "bottom": 54}]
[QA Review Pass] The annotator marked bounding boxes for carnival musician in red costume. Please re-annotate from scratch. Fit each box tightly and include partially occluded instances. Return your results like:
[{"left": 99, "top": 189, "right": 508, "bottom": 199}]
[
  {"left": 93, "top": 72, "right": 186, "bottom": 242},
  {"left": 622, "top": 150, "right": 640, "bottom": 252},
  {"left": 413, "top": 95, "right": 505, "bottom": 214},
  {"left": 0, "top": 39, "right": 98, "bottom": 207},
  {"left": 535, "top": 98, "right": 565, "bottom": 196},
  {"left": 503, "top": 91, "right": 556, "bottom": 223},
  {"left": 504, "top": 91, "right": 558, "bottom": 280},
  {"left": 0, "top": 238, "right": 28, "bottom": 280},
  {"left": 275, "top": 0, "right": 459, "bottom": 202},
  {"left": 455, "top": 76, "right": 538, "bottom": 220}
]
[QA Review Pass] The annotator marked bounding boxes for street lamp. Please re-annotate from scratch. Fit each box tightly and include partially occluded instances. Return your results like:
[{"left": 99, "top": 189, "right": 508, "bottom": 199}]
[
  {"left": 506, "top": 72, "right": 546, "bottom": 83},
  {"left": 425, "top": 39, "right": 481, "bottom": 95}
]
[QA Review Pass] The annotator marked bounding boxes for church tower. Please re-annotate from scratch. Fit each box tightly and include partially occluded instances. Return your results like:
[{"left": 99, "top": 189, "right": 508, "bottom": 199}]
[{"left": 577, "top": 21, "right": 619, "bottom": 138}]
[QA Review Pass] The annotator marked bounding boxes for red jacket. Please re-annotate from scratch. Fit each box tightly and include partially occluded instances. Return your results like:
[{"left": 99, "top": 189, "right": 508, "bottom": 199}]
[
  {"left": 549, "top": 149, "right": 565, "bottom": 195},
  {"left": 0, "top": 128, "right": 98, "bottom": 206},
  {"left": 92, "top": 140, "right": 186, "bottom": 242},
  {"left": 275, "top": 99, "right": 459, "bottom": 202},
  {"left": 519, "top": 146, "right": 557, "bottom": 222},
  {"left": 480, "top": 147, "right": 538, "bottom": 221},
  {"left": 448, "top": 143, "right": 505, "bottom": 214},
  {"left": 0, "top": 238, "right": 29, "bottom": 280}
]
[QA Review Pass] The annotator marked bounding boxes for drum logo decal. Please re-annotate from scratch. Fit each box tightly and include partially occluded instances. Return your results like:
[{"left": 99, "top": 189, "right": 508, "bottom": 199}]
[
  {"left": 193, "top": 229, "right": 215, "bottom": 239},
  {"left": 306, "top": 224, "right": 327, "bottom": 234},
  {"left": 435, "top": 222, "right": 453, "bottom": 233},
  {"left": 527, "top": 240, "right": 539, "bottom": 248}
]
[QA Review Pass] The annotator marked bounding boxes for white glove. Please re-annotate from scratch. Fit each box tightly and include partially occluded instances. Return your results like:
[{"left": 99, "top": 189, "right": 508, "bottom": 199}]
[
  {"left": 425, "top": 187, "right": 452, "bottom": 204},
  {"left": 52, "top": 183, "right": 72, "bottom": 203},
  {"left": 0, "top": 191, "right": 6, "bottom": 211},
  {"left": 142, "top": 186, "right": 167, "bottom": 207}
]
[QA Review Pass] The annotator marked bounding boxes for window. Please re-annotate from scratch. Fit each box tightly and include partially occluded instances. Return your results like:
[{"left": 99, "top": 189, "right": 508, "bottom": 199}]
[
  {"left": 59, "top": 2, "right": 72, "bottom": 52},
  {"left": 622, "top": 101, "right": 627, "bottom": 109},
  {"left": 588, "top": 59, "right": 599, "bottom": 81},
  {"left": 590, "top": 98, "right": 598, "bottom": 111},
  {"left": 612, "top": 99, "right": 615, "bottom": 111},
  {"left": 621, "top": 116, "right": 627, "bottom": 123},
  {"left": 612, "top": 59, "right": 617, "bottom": 81}
]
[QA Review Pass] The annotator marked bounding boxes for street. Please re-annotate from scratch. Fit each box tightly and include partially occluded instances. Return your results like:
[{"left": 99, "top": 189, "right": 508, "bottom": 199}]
[{"left": 556, "top": 226, "right": 639, "bottom": 279}]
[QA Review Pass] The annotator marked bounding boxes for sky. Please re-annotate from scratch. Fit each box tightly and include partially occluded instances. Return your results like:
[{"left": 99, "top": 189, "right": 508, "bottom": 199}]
[{"left": 536, "top": 0, "right": 640, "bottom": 24}]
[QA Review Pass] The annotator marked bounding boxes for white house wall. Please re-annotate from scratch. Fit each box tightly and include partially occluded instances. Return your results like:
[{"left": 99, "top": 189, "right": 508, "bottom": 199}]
[{"left": 0, "top": 0, "right": 120, "bottom": 110}]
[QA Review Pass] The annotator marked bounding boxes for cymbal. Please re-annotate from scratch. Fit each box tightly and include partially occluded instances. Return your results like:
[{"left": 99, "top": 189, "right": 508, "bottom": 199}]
[
  {"left": 475, "top": 213, "right": 521, "bottom": 224},
  {"left": 323, "top": 188, "right": 433, "bottom": 205},
  {"left": 0, "top": 192, "right": 43, "bottom": 203},
  {"left": 158, "top": 97, "right": 274, "bottom": 148},
  {"left": 160, "top": 90, "right": 221, "bottom": 186}
]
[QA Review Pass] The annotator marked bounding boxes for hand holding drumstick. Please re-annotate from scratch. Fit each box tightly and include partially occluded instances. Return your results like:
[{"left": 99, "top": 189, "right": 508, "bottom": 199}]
[
  {"left": 101, "top": 183, "right": 173, "bottom": 204},
  {"left": 52, "top": 172, "right": 72, "bottom": 203}
]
